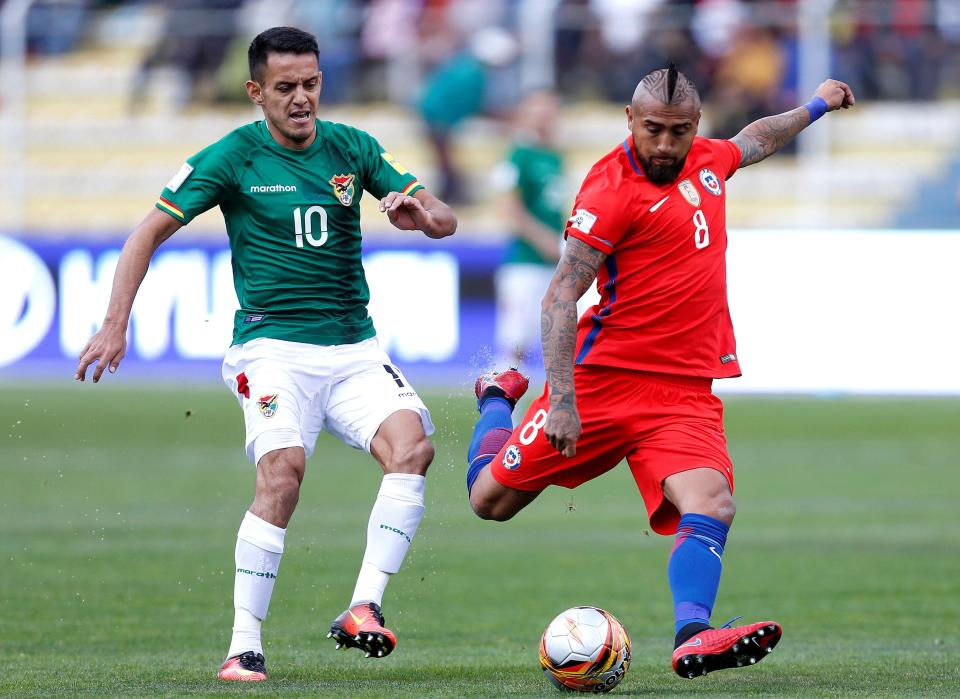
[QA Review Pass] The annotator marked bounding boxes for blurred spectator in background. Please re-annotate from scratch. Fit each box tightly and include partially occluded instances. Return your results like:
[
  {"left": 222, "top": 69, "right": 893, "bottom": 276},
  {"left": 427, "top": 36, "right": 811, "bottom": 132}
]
[
  {"left": 936, "top": 0, "right": 960, "bottom": 97},
  {"left": 26, "top": 0, "right": 90, "bottom": 55},
  {"left": 588, "top": 0, "right": 665, "bottom": 100},
  {"left": 417, "top": 24, "right": 518, "bottom": 203},
  {"left": 833, "top": 0, "right": 949, "bottom": 100},
  {"left": 690, "top": 0, "right": 746, "bottom": 64},
  {"left": 293, "top": 0, "right": 363, "bottom": 103},
  {"left": 129, "top": 0, "right": 244, "bottom": 112},
  {"left": 634, "top": 2, "right": 712, "bottom": 98},
  {"left": 709, "top": 24, "right": 792, "bottom": 140},
  {"left": 358, "top": 0, "right": 420, "bottom": 102},
  {"left": 554, "top": 0, "right": 593, "bottom": 97},
  {"left": 490, "top": 88, "right": 567, "bottom": 368}
]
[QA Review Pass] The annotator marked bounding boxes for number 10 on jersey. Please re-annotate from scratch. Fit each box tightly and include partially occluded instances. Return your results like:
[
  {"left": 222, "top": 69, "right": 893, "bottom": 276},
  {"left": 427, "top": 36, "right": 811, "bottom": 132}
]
[{"left": 294, "top": 206, "right": 329, "bottom": 248}]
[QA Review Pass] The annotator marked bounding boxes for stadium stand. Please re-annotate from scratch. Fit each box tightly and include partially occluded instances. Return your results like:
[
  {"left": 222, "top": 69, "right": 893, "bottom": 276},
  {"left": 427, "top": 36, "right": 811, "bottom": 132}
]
[{"left": 2, "top": 0, "right": 958, "bottom": 237}]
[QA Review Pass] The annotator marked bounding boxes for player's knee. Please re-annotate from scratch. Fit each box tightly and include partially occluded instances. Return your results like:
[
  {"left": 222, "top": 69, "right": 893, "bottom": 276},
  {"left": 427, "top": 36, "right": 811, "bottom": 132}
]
[
  {"left": 701, "top": 494, "right": 736, "bottom": 526},
  {"left": 258, "top": 448, "right": 305, "bottom": 494},
  {"left": 387, "top": 437, "right": 434, "bottom": 475},
  {"left": 666, "top": 467, "right": 736, "bottom": 525},
  {"left": 469, "top": 491, "right": 516, "bottom": 522},
  {"left": 252, "top": 449, "right": 304, "bottom": 527},
  {"left": 469, "top": 497, "right": 498, "bottom": 521}
]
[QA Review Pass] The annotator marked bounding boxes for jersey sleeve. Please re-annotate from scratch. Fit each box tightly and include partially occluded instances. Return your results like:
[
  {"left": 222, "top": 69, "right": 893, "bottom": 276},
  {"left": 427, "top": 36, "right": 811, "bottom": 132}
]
[
  {"left": 714, "top": 139, "right": 742, "bottom": 180},
  {"left": 563, "top": 165, "right": 630, "bottom": 254},
  {"left": 156, "top": 139, "right": 239, "bottom": 224},
  {"left": 357, "top": 132, "right": 424, "bottom": 200}
]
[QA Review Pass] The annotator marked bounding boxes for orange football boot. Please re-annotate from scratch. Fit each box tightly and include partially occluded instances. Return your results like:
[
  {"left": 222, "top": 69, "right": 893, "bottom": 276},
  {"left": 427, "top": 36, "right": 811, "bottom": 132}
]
[
  {"left": 327, "top": 602, "right": 396, "bottom": 658},
  {"left": 672, "top": 620, "right": 782, "bottom": 678},
  {"left": 217, "top": 651, "right": 266, "bottom": 681}
]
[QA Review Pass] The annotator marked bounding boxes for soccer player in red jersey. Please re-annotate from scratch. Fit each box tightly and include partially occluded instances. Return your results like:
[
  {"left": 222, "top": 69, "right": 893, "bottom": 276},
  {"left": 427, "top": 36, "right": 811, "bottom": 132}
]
[{"left": 466, "top": 65, "right": 855, "bottom": 678}]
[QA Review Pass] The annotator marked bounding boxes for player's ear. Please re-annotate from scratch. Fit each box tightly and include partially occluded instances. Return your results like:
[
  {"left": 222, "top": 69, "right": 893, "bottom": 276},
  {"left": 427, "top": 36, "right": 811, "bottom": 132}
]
[
  {"left": 625, "top": 104, "right": 634, "bottom": 130},
  {"left": 245, "top": 80, "right": 264, "bottom": 106}
]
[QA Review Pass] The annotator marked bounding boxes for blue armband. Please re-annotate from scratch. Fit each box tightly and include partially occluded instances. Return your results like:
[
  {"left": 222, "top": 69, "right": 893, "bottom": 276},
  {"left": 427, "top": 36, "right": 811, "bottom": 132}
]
[{"left": 804, "top": 96, "right": 828, "bottom": 123}]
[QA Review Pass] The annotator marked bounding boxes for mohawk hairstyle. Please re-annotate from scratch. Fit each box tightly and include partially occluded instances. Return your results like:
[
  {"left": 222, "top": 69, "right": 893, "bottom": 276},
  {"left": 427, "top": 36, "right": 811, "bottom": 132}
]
[{"left": 635, "top": 64, "right": 700, "bottom": 108}]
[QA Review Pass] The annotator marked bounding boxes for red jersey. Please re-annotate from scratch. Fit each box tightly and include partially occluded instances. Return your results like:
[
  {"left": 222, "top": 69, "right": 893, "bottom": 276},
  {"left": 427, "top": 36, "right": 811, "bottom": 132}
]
[{"left": 564, "top": 136, "right": 742, "bottom": 379}]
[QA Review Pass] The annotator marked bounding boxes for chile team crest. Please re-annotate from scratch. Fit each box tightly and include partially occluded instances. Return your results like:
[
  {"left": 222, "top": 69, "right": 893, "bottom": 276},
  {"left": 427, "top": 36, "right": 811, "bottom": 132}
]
[
  {"left": 329, "top": 173, "right": 356, "bottom": 206},
  {"left": 503, "top": 445, "right": 522, "bottom": 470},
  {"left": 258, "top": 394, "right": 278, "bottom": 418},
  {"left": 699, "top": 168, "right": 722, "bottom": 196}
]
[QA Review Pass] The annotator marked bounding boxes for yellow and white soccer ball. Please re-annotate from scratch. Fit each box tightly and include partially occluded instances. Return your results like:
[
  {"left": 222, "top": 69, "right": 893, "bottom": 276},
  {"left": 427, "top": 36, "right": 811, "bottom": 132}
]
[{"left": 539, "top": 606, "right": 632, "bottom": 692}]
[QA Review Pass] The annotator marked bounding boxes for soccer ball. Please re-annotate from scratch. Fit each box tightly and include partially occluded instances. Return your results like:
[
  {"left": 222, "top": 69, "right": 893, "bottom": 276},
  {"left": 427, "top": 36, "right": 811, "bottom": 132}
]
[{"left": 539, "top": 606, "right": 632, "bottom": 692}]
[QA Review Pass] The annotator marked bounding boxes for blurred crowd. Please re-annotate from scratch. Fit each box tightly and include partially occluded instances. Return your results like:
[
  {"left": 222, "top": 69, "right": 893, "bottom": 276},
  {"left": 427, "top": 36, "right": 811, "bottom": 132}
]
[
  {"left": 6, "top": 0, "right": 960, "bottom": 200},
  {"left": 9, "top": 1, "right": 960, "bottom": 111}
]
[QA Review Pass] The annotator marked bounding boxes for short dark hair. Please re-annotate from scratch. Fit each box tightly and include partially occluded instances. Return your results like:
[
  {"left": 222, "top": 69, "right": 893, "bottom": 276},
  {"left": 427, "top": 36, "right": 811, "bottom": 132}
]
[{"left": 248, "top": 27, "right": 319, "bottom": 82}]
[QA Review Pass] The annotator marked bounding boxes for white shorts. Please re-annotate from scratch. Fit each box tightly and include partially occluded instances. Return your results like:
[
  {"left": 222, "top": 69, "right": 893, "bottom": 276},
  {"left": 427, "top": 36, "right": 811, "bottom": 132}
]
[{"left": 221, "top": 337, "right": 434, "bottom": 465}]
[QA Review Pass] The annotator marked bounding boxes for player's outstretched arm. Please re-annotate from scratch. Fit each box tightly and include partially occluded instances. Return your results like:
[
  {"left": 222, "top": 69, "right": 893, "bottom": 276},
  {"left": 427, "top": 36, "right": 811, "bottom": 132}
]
[
  {"left": 541, "top": 237, "right": 606, "bottom": 458},
  {"left": 380, "top": 189, "right": 457, "bottom": 239},
  {"left": 731, "top": 79, "right": 855, "bottom": 168},
  {"left": 75, "top": 208, "right": 181, "bottom": 382}
]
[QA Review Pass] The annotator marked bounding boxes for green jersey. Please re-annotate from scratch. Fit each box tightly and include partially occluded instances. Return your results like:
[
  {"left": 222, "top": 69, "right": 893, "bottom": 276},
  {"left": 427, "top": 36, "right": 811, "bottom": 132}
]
[
  {"left": 502, "top": 141, "right": 566, "bottom": 266},
  {"left": 156, "top": 119, "right": 423, "bottom": 346}
]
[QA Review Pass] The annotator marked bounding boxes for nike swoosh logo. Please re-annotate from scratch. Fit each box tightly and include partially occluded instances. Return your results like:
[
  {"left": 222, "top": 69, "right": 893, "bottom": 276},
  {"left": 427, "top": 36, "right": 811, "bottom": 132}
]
[
  {"left": 709, "top": 546, "right": 723, "bottom": 562},
  {"left": 679, "top": 638, "right": 703, "bottom": 648},
  {"left": 349, "top": 610, "right": 367, "bottom": 625},
  {"left": 649, "top": 195, "right": 670, "bottom": 212}
]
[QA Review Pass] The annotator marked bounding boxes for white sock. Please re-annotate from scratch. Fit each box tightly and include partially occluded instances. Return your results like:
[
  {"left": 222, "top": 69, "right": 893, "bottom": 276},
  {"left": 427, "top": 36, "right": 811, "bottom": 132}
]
[
  {"left": 227, "top": 511, "right": 285, "bottom": 658},
  {"left": 350, "top": 474, "right": 425, "bottom": 607},
  {"left": 227, "top": 608, "right": 263, "bottom": 658},
  {"left": 351, "top": 561, "right": 391, "bottom": 607}
]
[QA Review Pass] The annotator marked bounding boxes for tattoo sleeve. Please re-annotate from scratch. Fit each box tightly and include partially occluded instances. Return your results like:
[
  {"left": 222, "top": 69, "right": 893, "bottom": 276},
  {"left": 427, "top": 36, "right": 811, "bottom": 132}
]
[
  {"left": 541, "top": 237, "right": 607, "bottom": 407},
  {"left": 730, "top": 106, "right": 811, "bottom": 168}
]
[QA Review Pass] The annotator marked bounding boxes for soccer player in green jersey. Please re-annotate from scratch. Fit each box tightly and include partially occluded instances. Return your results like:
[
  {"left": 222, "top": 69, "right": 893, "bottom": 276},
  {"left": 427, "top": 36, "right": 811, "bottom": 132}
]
[
  {"left": 492, "top": 89, "right": 567, "bottom": 367},
  {"left": 75, "top": 26, "right": 457, "bottom": 682}
]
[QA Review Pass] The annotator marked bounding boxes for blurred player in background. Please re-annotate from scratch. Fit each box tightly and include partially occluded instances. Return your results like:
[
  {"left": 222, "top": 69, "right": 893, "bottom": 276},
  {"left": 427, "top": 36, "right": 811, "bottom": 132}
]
[
  {"left": 465, "top": 65, "right": 854, "bottom": 678},
  {"left": 75, "top": 26, "right": 456, "bottom": 682},
  {"left": 491, "top": 89, "right": 567, "bottom": 369},
  {"left": 418, "top": 26, "right": 518, "bottom": 204}
]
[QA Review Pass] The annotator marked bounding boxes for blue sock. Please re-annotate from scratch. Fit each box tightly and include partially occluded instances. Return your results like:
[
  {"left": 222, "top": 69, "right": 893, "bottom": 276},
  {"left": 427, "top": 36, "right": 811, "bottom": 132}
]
[
  {"left": 668, "top": 513, "right": 729, "bottom": 635},
  {"left": 466, "top": 396, "right": 513, "bottom": 494}
]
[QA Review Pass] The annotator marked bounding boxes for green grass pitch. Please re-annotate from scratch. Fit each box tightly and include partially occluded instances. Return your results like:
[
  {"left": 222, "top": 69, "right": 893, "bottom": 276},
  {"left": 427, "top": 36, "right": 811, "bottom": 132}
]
[{"left": 2, "top": 383, "right": 959, "bottom": 697}]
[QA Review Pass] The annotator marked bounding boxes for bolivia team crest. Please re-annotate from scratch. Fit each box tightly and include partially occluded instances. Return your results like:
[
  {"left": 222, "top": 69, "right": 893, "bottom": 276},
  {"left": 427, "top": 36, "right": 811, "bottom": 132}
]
[
  {"left": 329, "top": 173, "right": 356, "bottom": 206},
  {"left": 699, "top": 168, "right": 722, "bottom": 196},
  {"left": 258, "top": 394, "right": 278, "bottom": 418},
  {"left": 677, "top": 179, "right": 701, "bottom": 207},
  {"left": 503, "top": 445, "right": 522, "bottom": 470}
]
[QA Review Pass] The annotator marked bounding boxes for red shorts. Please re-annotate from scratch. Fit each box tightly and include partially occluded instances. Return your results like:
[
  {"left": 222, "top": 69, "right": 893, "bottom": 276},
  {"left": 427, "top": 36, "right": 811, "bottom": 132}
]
[{"left": 489, "top": 366, "right": 734, "bottom": 535}]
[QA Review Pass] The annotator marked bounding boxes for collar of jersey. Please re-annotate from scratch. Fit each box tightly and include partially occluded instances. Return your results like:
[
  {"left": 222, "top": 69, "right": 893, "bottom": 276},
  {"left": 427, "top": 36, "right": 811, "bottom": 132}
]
[{"left": 621, "top": 138, "right": 646, "bottom": 178}]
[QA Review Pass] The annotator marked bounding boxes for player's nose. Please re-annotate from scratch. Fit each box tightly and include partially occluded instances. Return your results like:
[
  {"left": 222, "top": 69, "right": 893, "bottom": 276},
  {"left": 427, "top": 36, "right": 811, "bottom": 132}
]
[
  {"left": 292, "top": 85, "right": 309, "bottom": 104},
  {"left": 656, "top": 137, "right": 676, "bottom": 155}
]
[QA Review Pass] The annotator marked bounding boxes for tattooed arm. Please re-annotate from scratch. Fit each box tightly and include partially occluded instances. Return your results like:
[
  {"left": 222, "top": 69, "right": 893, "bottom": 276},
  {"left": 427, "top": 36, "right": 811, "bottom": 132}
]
[
  {"left": 540, "top": 237, "right": 607, "bottom": 457},
  {"left": 731, "top": 79, "right": 855, "bottom": 168}
]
